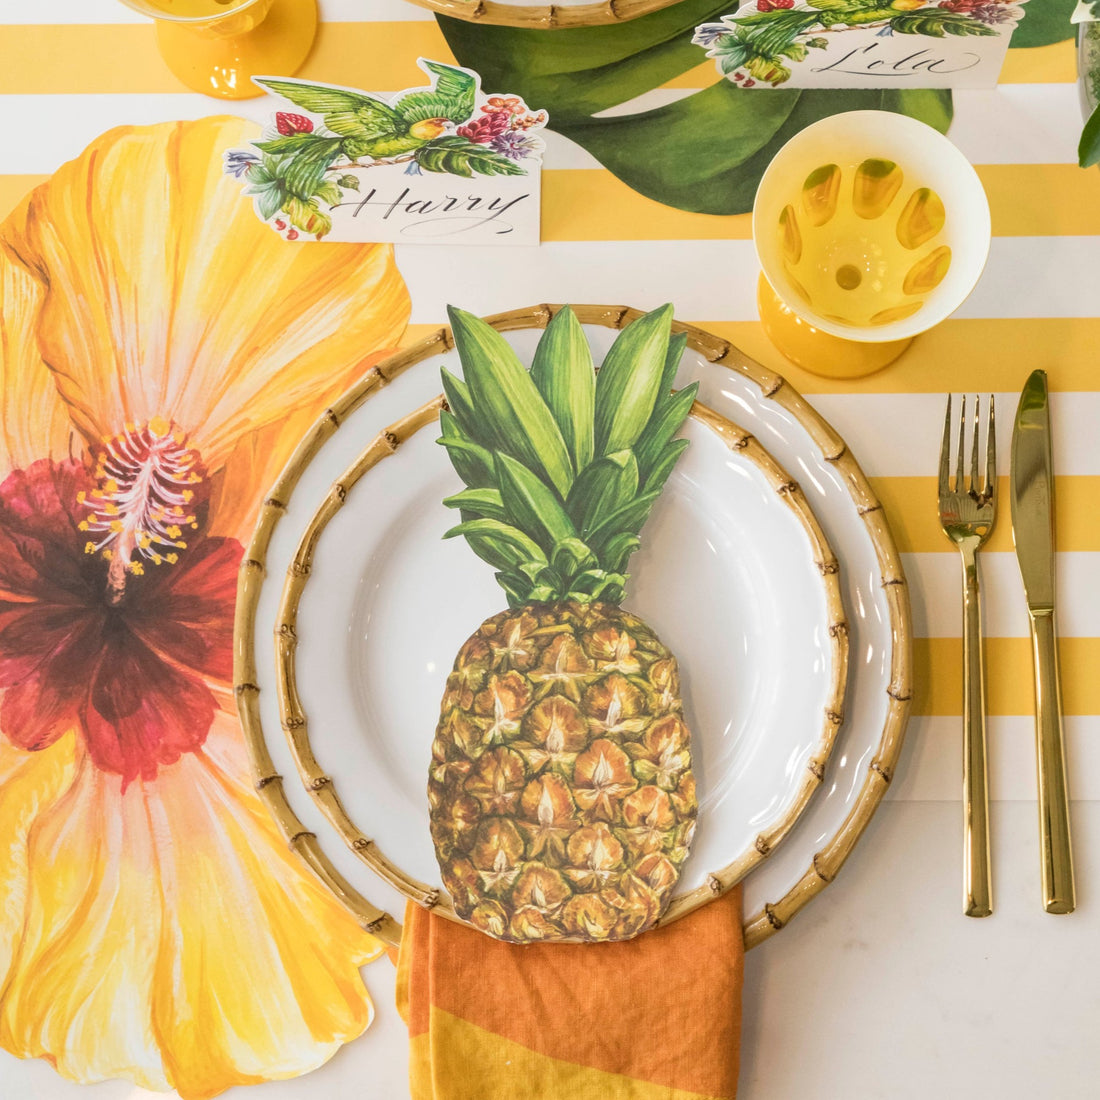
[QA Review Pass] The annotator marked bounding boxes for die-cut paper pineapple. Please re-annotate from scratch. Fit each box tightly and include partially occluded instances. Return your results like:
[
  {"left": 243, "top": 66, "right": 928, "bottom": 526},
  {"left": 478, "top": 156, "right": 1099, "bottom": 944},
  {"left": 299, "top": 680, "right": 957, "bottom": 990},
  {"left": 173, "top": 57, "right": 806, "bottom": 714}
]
[{"left": 429, "top": 304, "right": 700, "bottom": 944}]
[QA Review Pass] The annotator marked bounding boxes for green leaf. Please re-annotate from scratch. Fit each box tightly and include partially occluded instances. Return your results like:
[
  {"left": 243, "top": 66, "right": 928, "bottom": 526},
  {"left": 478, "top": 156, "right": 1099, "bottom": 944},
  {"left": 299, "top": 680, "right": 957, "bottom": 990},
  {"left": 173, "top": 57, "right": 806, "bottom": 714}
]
[
  {"left": 1011, "top": 0, "right": 1075, "bottom": 47},
  {"left": 889, "top": 10, "right": 998, "bottom": 37},
  {"left": 529, "top": 307, "right": 596, "bottom": 472},
  {"left": 444, "top": 518, "right": 547, "bottom": 566},
  {"left": 566, "top": 450, "right": 640, "bottom": 537},
  {"left": 443, "top": 487, "right": 507, "bottom": 522},
  {"left": 635, "top": 382, "right": 699, "bottom": 484},
  {"left": 440, "top": 369, "right": 481, "bottom": 442},
  {"left": 255, "top": 186, "right": 284, "bottom": 222},
  {"left": 644, "top": 437, "right": 690, "bottom": 496},
  {"left": 440, "top": 9, "right": 954, "bottom": 214},
  {"left": 594, "top": 304, "right": 673, "bottom": 456},
  {"left": 586, "top": 490, "right": 661, "bottom": 553},
  {"left": 1080, "top": 103, "right": 1100, "bottom": 168},
  {"left": 416, "top": 136, "right": 528, "bottom": 177},
  {"left": 551, "top": 537, "right": 598, "bottom": 577},
  {"left": 495, "top": 452, "right": 577, "bottom": 553},
  {"left": 282, "top": 137, "right": 345, "bottom": 199},
  {"left": 254, "top": 134, "right": 317, "bottom": 156},
  {"left": 315, "top": 179, "right": 343, "bottom": 206},
  {"left": 438, "top": 410, "right": 496, "bottom": 488},
  {"left": 336, "top": 174, "right": 361, "bottom": 190},
  {"left": 447, "top": 306, "right": 575, "bottom": 497},
  {"left": 600, "top": 532, "right": 641, "bottom": 574},
  {"left": 659, "top": 331, "right": 689, "bottom": 398},
  {"left": 282, "top": 195, "right": 333, "bottom": 237},
  {"left": 439, "top": 0, "right": 736, "bottom": 121}
]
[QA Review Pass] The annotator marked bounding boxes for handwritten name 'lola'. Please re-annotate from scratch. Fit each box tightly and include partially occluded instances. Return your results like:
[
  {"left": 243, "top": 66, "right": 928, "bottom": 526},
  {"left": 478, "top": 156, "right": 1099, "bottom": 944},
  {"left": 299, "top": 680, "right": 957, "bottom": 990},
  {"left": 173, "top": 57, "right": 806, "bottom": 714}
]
[
  {"left": 813, "top": 43, "right": 980, "bottom": 77},
  {"left": 333, "top": 187, "right": 530, "bottom": 238}
]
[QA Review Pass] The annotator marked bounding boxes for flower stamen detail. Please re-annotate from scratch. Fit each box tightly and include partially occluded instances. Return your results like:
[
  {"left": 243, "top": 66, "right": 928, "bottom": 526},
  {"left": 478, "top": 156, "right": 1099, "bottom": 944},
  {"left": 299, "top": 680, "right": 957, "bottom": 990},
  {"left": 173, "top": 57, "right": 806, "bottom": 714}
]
[{"left": 81, "top": 417, "right": 202, "bottom": 602}]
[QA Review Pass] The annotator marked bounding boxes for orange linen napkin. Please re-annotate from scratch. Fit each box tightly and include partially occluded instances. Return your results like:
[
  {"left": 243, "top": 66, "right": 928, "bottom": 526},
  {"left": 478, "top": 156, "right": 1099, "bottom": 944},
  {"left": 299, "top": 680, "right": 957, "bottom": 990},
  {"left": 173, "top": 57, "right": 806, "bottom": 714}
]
[{"left": 396, "top": 885, "right": 743, "bottom": 1099}]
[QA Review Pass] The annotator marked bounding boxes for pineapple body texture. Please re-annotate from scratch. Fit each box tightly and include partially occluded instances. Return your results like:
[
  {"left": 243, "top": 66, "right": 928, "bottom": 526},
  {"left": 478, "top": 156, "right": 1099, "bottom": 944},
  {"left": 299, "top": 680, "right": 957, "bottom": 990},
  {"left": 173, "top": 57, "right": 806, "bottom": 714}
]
[{"left": 429, "top": 600, "right": 697, "bottom": 943}]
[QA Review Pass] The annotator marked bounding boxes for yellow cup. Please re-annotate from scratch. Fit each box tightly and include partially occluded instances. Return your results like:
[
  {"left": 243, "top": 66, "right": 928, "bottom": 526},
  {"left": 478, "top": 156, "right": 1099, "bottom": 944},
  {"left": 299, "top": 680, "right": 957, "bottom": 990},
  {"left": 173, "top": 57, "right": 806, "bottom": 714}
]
[
  {"left": 118, "top": 0, "right": 317, "bottom": 100},
  {"left": 752, "top": 110, "right": 991, "bottom": 379}
]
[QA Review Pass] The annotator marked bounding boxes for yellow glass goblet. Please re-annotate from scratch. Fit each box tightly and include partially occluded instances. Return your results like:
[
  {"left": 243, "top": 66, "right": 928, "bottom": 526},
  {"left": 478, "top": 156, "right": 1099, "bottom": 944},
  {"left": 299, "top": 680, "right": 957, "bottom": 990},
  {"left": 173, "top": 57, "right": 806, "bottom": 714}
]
[
  {"left": 118, "top": 0, "right": 318, "bottom": 100},
  {"left": 752, "top": 110, "right": 991, "bottom": 379}
]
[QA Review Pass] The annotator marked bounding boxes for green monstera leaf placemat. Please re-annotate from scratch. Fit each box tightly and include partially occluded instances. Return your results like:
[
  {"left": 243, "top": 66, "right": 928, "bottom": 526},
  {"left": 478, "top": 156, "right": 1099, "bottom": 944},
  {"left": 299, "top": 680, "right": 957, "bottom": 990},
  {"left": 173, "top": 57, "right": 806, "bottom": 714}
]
[{"left": 438, "top": 0, "right": 953, "bottom": 215}]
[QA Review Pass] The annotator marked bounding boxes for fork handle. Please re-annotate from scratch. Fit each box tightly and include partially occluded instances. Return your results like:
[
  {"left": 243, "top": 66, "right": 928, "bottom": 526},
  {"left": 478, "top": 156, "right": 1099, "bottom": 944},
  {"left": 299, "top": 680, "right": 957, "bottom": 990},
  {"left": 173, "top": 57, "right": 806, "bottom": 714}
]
[
  {"left": 961, "top": 550, "right": 992, "bottom": 917},
  {"left": 1028, "top": 608, "right": 1076, "bottom": 914}
]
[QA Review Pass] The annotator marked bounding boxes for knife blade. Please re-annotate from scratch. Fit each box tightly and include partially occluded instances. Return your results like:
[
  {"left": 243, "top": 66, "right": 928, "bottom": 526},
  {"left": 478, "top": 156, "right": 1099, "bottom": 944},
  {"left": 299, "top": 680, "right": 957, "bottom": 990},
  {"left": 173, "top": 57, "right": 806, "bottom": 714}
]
[{"left": 1010, "top": 369, "right": 1075, "bottom": 914}]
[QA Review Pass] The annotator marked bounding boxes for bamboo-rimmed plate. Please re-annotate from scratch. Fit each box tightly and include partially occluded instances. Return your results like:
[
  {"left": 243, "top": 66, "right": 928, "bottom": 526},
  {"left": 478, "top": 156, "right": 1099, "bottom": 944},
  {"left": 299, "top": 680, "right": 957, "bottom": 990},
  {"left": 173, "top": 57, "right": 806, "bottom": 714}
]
[
  {"left": 234, "top": 303, "right": 912, "bottom": 950},
  {"left": 405, "top": 0, "right": 681, "bottom": 29},
  {"left": 269, "top": 388, "right": 846, "bottom": 940}
]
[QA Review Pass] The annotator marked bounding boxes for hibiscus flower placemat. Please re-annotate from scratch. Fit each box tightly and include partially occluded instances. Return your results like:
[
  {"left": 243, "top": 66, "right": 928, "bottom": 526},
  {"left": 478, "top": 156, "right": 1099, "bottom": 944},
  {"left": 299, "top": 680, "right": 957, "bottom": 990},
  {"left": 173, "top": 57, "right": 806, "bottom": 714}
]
[{"left": 0, "top": 116, "right": 411, "bottom": 1098}]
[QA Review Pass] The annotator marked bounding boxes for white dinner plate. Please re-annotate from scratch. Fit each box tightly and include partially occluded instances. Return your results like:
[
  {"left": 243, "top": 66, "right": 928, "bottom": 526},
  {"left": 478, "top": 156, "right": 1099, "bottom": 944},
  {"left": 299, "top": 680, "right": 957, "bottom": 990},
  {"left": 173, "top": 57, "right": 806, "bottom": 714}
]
[
  {"left": 236, "top": 305, "right": 910, "bottom": 949},
  {"left": 272, "top": 387, "right": 845, "bottom": 931}
]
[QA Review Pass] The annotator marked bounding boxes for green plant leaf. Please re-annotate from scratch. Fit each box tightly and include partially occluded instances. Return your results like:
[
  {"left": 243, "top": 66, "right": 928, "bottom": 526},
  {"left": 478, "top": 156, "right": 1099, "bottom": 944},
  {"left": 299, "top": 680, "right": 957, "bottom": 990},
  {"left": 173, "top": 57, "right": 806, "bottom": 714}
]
[
  {"left": 254, "top": 133, "right": 317, "bottom": 156},
  {"left": 438, "top": 410, "right": 496, "bottom": 488},
  {"left": 1011, "top": 0, "right": 1076, "bottom": 47},
  {"left": 1080, "top": 102, "right": 1100, "bottom": 168},
  {"left": 530, "top": 307, "right": 596, "bottom": 472},
  {"left": 594, "top": 305, "right": 673, "bottom": 456},
  {"left": 416, "top": 136, "right": 528, "bottom": 177},
  {"left": 889, "top": 10, "right": 998, "bottom": 37},
  {"left": 659, "top": 331, "right": 689, "bottom": 397},
  {"left": 447, "top": 306, "right": 575, "bottom": 497},
  {"left": 445, "top": 518, "right": 547, "bottom": 568},
  {"left": 644, "top": 437, "right": 691, "bottom": 495},
  {"left": 551, "top": 537, "right": 598, "bottom": 577},
  {"left": 254, "top": 186, "right": 284, "bottom": 222},
  {"left": 635, "top": 382, "right": 699, "bottom": 483},
  {"left": 282, "top": 137, "right": 345, "bottom": 199},
  {"left": 440, "top": 369, "right": 481, "bottom": 442},
  {"left": 440, "top": 10, "right": 953, "bottom": 214},
  {"left": 586, "top": 490, "right": 661, "bottom": 553},
  {"left": 600, "top": 532, "right": 641, "bottom": 574},
  {"left": 443, "top": 487, "right": 507, "bottom": 521},
  {"left": 495, "top": 452, "right": 577, "bottom": 553},
  {"left": 566, "top": 450, "right": 640, "bottom": 537}
]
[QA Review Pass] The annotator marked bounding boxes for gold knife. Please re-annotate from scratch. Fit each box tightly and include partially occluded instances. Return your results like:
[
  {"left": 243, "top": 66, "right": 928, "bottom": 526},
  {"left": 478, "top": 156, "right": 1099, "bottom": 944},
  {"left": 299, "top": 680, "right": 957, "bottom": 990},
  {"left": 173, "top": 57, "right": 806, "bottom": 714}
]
[{"left": 1010, "top": 370, "right": 1075, "bottom": 914}]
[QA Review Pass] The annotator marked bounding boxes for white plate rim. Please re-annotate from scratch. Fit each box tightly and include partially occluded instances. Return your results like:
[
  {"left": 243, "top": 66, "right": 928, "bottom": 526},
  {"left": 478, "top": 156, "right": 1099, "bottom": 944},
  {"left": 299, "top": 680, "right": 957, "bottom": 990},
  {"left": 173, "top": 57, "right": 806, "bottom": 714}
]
[{"left": 233, "top": 302, "right": 913, "bottom": 951}]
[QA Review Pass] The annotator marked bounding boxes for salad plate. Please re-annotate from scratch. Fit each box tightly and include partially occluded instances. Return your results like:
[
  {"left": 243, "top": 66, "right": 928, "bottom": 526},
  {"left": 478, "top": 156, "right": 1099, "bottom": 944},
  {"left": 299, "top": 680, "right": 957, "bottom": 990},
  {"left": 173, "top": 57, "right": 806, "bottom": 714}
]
[{"left": 234, "top": 303, "right": 911, "bottom": 948}]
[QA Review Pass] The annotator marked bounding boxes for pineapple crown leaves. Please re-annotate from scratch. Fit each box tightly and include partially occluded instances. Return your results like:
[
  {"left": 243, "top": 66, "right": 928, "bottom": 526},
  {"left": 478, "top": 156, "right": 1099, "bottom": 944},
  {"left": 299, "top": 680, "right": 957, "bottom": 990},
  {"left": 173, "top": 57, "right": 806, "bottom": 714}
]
[{"left": 438, "top": 304, "right": 698, "bottom": 608}]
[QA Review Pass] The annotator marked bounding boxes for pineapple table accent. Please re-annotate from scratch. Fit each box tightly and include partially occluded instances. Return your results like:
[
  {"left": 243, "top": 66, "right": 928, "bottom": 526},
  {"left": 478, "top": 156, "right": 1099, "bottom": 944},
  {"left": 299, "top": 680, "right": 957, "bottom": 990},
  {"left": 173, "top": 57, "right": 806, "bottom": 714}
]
[{"left": 429, "top": 304, "right": 699, "bottom": 943}]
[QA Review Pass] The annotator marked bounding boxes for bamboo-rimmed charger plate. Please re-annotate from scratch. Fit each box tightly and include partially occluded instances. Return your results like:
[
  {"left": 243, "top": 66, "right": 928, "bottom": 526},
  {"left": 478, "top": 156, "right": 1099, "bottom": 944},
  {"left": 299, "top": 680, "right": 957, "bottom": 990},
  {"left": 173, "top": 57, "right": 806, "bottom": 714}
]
[
  {"left": 234, "top": 303, "right": 912, "bottom": 950},
  {"left": 268, "top": 388, "right": 846, "bottom": 940},
  {"left": 405, "top": 0, "right": 680, "bottom": 29}
]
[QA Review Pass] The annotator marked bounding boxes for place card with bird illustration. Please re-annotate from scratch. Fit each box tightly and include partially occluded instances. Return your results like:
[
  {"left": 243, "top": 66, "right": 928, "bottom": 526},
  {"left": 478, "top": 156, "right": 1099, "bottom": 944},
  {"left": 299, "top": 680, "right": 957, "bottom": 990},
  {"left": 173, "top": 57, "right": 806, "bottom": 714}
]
[
  {"left": 693, "top": 0, "right": 1031, "bottom": 89},
  {"left": 224, "top": 59, "right": 545, "bottom": 245}
]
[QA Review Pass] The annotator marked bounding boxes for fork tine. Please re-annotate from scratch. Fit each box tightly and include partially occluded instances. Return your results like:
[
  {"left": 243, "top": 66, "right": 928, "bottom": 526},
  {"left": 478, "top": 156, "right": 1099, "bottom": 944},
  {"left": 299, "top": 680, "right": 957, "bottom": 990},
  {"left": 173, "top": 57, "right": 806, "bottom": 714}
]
[
  {"left": 985, "top": 393, "right": 996, "bottom": 497},
  {"left": 939, "top": 394, "right": 953, "bottom": 497},
  {"left": 969, "top": 394, "right": 980, "bottom": 492},
  {"left": 955, "top": 393, "right": 966, "bottom": 491}
]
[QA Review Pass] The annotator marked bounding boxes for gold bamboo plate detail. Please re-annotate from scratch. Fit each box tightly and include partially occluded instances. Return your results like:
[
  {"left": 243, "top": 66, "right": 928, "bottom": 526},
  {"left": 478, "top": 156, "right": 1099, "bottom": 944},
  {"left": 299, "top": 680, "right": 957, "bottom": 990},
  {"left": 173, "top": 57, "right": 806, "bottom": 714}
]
[{"left": 233, "top": 303, "right": 912, "bottom": 950}]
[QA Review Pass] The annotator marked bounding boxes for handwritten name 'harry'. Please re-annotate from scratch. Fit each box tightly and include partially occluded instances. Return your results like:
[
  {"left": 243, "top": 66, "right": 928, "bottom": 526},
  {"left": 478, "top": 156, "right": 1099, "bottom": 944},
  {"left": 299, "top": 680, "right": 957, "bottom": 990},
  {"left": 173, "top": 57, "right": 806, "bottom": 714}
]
[{"left": 333, "top": 187, "right": 532, "bottom": 239}]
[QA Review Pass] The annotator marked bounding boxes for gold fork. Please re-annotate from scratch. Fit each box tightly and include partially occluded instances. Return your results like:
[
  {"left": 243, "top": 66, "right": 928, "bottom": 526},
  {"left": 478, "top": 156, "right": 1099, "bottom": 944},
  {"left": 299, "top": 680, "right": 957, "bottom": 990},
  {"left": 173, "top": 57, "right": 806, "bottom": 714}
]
[{"left": 938, "top": 394, "right": 997, "bottom": 917}]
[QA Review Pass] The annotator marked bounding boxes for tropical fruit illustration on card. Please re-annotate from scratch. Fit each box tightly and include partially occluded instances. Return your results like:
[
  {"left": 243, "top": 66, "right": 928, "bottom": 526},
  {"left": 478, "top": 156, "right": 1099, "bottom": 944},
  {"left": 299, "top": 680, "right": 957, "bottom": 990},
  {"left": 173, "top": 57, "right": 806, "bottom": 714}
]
[{"left": 428, "top": 304, "right": 700, "bottom": 944}]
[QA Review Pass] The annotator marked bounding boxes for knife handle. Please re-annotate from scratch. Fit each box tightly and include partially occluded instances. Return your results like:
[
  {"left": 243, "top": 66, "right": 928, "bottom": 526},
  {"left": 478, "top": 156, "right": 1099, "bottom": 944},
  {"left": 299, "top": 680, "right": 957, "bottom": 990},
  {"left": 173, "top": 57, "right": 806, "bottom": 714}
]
[
  {"left": 1029, "top": 608, "right": 1075, "bottom": 914},
  {"left": 961, "top": 551, "right": 992, "bottom": 918}
]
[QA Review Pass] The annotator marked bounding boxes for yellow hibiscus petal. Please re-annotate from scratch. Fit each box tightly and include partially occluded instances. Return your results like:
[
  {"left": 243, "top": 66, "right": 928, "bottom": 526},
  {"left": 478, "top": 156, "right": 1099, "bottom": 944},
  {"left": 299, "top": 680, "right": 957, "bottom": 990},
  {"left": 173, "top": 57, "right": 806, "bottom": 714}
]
[
  {"left": 1, "top": 117, "right": 410, "bottom": 469},
  {"left": 0, "top": 733, "right": 77, "bottom": 990},
  {"left": 0, "top": 712, "right": 381, "bottom": 1099},
  {"left": 0, "top": 242, "right": 72, "bottom": 477}
]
